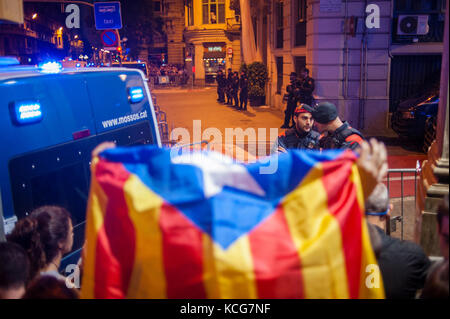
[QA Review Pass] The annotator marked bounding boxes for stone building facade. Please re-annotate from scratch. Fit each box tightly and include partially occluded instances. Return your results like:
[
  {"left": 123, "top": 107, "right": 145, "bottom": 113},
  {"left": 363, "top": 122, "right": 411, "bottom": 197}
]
[
  {"left": 184, "top": 0, "right": 241, "bottom": 86},
  {"left": 249, "top": 0, "right": 445, "bottom": 134}
]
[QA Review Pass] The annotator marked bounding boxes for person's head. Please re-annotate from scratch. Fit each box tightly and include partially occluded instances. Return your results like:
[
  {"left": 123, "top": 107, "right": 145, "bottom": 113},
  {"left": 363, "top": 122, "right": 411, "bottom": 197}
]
[
  {"left": 241, "top": 70, "right": 245, "bottom": 77},
  {"left": 228, "top": 68, "right": 232, "bottom": 73},
  {"left": 7, "top": 206, "right": 73, "bottom": 279},
  {"left": 301, "top": 67, "right": 309, "bottom": 79},
  {"left": 303, "top": 102, "right": 341, "bottom": 133},
  {"left": 365, "top": 183, "right": 392, "bottom": 231},
  {"left": 22, "top": 275, "right": 79, "bottom": 299},
  {"left": 0, "top": 242, "right": 30, "bottom": 299},
  {"left": 437, "top": 195, "right": 449, "bottom": 260},
  {"left": 290, "top": 72, "right": 297, "bottom": 82},
  {"left": 293, "top": 104, "right": 314, "bottom": 133}
]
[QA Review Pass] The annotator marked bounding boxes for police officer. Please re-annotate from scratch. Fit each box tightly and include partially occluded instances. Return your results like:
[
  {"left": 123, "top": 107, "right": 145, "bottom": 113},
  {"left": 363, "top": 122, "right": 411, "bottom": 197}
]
[
  {"left": 281, "top": 72, "right": 300, "bottom": 128},
  {"left": 298, "top": 68, "right": 315, "bottom": 106},
  {"left": 216, "top": 69, "right": 226, "bottom": 103},
  {"left": 226, "top": 68, "right": 233, "bottom": 105},
  {"left": 273, "top": 104, "right": 320, "bottom": 153},
  {"left": 239, "top": 70, "right": 248, "bottom": 110},
  {"left": 232, "top": 71, "right": 240, "bottom": 108},
  {"left": 303, "top": 102, "right": 364, "bottom": 150}
]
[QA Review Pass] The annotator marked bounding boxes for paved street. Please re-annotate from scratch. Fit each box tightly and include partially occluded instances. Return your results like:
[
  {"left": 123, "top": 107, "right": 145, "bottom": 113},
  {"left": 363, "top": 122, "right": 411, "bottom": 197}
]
[{"left": 153, "top": 87, "right": 426, "bottom": 158}]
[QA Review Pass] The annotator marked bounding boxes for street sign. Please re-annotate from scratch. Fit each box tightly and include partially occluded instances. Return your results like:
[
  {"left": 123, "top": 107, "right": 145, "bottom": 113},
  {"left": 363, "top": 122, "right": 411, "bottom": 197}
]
[
  {"left": 94, "top": 2, "right": 122, "bottom": 30},
  {"left": 101, "top": 30, "right": 119, "bottom": 47}
]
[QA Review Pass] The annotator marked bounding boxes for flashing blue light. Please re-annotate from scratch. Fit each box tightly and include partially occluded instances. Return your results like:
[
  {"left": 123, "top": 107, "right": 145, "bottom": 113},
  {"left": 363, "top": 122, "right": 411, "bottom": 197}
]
[
  {"left": 128, "top": 87, "right": 144, "bottom": 103},
  {"left": 39, "top": 61, "right": 62, "bottom": 73},
  {"left": 0, "top": 57, "right": 20, "bottom": 66},
  {"left": 76, "top": 63, "right": 81, "bottom": 67},
  {"left": 12, "top": 101, "right": 43, "bottom": 125}
]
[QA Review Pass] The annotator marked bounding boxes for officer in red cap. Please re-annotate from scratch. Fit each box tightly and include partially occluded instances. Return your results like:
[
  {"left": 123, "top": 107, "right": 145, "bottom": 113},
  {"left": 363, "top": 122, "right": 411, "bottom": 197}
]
[{"left": 272, "top": 104, "right": 320, "bottom": 153}]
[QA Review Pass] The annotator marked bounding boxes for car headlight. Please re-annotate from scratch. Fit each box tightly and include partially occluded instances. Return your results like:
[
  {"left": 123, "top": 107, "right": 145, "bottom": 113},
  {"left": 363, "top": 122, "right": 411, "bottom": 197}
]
[{"left": 401, "top": 111, "right": 415, "bottom": 119}]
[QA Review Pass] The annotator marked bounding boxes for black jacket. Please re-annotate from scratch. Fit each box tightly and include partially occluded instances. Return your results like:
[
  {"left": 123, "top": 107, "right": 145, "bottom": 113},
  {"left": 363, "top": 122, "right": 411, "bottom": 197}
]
[
  {"left": 239, "top": 76, "right": 248, "bottom": 92},
  {"left": 216, "top": 73, "right": 226, "bottom": 87},
  {"left": 319, "top": 122, "right": 364, "bottom": 151},
  {"left": 373, "top": 225, "right": 431, "bottom": 299},
  {"left": 274, "top": 128, "right": 320, "bottom": 152}
]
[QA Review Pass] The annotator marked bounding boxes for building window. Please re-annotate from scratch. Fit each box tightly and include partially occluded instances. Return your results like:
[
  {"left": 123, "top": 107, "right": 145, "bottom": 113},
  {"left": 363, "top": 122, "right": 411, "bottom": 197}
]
[
  {"left": 187, "top": 0, "right": 194, "bottom": 26},
  {"left": 275, "top": 0, "right": 284, "bottom": 49},
  {"left": 393, "top": 0, "right": 446, "bottom": 43},
  {"left": 294, "top": 0, "right": 307, "bottom": 46},
  {"left": 294, "top": 56, "right": 306, "bottom": 77},
  {"left": 154, "top": 1, "right": 162, "bottom": 13},
  {"left": 276, "top": 57, "right": 283, "bottom": 94},
  {"left": 203, "top": 0, "right": 225, "bottom": 24}
]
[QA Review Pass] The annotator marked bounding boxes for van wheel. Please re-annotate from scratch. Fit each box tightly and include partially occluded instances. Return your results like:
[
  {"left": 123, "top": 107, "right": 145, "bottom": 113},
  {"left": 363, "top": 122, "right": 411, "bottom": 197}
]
[{"left": 422, "top": 116, "right": 437, "bottom": 153}]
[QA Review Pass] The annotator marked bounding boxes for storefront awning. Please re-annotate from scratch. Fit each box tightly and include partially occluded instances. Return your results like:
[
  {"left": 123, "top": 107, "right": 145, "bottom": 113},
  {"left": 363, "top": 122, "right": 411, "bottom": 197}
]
[{"left": 203, "top": 51, "right": 226, "bottom": 59}]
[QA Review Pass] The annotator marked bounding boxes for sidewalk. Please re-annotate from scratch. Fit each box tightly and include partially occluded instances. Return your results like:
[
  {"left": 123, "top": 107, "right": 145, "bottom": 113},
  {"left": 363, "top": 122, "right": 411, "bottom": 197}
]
[{"left": 150, "top": 85, "right": 214, "bottom": 94}]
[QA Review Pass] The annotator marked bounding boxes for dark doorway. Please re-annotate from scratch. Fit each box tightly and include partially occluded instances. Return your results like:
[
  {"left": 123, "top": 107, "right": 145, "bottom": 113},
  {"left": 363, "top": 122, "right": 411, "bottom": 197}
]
[{"left": 389, "top": 54, "right": 442, "bottom": 112}]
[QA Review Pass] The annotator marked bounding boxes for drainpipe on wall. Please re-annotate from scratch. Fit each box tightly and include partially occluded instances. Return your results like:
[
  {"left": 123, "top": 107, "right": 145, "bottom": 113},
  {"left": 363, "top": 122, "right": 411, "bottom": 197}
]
[
  {"left": 343, "top": 0, "right": 349, "bottom": 99},
  {"left": 358, "top": 0, "right": 368, "bottom": 130}
]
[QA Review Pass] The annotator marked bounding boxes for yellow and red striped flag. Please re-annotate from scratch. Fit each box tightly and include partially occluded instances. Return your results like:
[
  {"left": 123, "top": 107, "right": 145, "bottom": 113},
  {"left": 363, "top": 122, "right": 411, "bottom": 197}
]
[{"left": 81, "top": 146, "right": 384, "bottom": 299}]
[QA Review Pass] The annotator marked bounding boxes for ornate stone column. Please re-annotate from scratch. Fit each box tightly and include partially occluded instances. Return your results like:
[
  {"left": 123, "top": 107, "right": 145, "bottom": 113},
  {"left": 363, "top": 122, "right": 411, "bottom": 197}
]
[{"left": 415, "top": 1, "right": 449, "bottom": 256}]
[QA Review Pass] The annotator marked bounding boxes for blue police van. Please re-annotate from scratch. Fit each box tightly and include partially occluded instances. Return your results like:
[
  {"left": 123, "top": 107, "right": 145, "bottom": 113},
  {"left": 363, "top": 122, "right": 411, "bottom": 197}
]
[{"left": 0, "top": 57, "right": 161, "bottom": 268}]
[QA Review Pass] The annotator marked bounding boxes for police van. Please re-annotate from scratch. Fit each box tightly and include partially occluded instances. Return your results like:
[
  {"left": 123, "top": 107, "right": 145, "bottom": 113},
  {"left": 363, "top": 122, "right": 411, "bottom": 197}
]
[{"left": 0, "top": 57, "right": 161, "bottom": 267}]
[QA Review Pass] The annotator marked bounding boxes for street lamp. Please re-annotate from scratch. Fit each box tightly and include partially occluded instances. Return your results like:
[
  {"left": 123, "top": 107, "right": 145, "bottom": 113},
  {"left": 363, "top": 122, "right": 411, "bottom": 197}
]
[
  {"left": 74, "top": 35, "right": 79, "bottom": 39},
  {"left": 32, "top": 13, "right": 38, "bottom": 20}
]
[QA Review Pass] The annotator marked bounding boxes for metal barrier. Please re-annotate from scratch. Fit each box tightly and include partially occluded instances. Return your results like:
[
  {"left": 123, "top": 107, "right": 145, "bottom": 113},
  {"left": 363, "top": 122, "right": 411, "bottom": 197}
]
[
  {"left": 385, "top": 164, "right": 420, "bottom": 240},
  {"left": 149, "top": 75, "right": 189, "bottom": 88},
  {"left": 171, "top": 141, "right": 211, "bottom": 154}
]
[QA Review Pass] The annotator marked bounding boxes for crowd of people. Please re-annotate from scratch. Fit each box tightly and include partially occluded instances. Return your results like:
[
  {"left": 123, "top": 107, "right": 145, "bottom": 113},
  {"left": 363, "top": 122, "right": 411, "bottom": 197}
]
[
  {"left": 216, "top": 68, "right": 249, "bottom": 111},
  {"left": 0, "top": 139, "right": 448, "bottom": 299},
  {"left": 148, "top": 63, "right": 188, "bottom": 85}
]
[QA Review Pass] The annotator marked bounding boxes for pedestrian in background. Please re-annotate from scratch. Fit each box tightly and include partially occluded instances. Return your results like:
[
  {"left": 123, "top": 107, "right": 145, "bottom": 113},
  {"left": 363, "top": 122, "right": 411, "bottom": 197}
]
[
  {"left": 281, "top": 72, "right": 300, "bottom": 128},
  {"left": 232, "top": 71, "right": 240, "bottom": 108},
  {"left": 7, "top": 205, "right": 74, "bottom": 282},
  {"left": 421, "top": 195, "right": 449, "bottom": 299},
  {"left": 226, "top": 68, "right": 233, "bottom": 105},
  {"left": 298, "top": 67, "right": 315, "bottom": 106},
  {"left": 0, "top": 242, "right": 30, "bottom": 299},
  {"left": 365, "top": 183, "right": 431, "bottom": 299},
  {"left": 239, "top": 70, "right": 249, "bottom": 110},
  {"left": 216, "top": 69, "right": 226, "bottom": 103}
]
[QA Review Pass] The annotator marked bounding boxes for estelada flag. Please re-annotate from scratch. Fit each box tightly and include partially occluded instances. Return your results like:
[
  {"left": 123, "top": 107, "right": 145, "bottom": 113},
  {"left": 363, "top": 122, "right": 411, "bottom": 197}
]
[{"left": 81, "top": 146, "right": 384, "bottom": 299}]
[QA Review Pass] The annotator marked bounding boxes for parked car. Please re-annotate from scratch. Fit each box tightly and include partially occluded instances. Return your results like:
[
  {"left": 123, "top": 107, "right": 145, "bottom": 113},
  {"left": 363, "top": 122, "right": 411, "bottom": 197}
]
[{"left": 391, "top": 93, "right": 439, "bottom": 152}]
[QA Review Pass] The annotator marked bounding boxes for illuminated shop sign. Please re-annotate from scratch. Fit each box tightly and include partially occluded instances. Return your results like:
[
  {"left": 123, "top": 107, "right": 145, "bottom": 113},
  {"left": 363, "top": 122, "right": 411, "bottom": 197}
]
[{"left": 208, "top": 46, "right": 223, "bottom": 52}]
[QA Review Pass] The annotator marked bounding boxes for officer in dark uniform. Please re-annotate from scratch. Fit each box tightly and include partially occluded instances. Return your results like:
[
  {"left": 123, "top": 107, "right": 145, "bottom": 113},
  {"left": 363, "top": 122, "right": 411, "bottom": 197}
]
[
  {"left": 239, "top": 70, "right": 248, "bottom": 110},
  {"left": 273, "top": 104, "right": 320, "bottom": 153},
  {"left": 226, "top": 68, "right": 233, "bottom": 105},
  {"left": 216, "top": 69, "right": 226, "bottom": 103},
  {"left": 303, "top": 102, "right": 364, "bottom": 151},
  {"left": 298, "top": 68, "right": 315, "bottom": 107},
  {"left": 232, "top": 71, "right": 240, "bottom": 108},
  {"left": 281, "top": 72, "right": 301, "bottom": 128}
]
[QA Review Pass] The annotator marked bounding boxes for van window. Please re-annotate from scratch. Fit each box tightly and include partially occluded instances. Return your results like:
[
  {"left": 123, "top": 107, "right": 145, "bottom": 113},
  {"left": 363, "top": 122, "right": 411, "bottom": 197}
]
[{"left": 112, "top": 63, "right": 148, "bottom": 77}]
